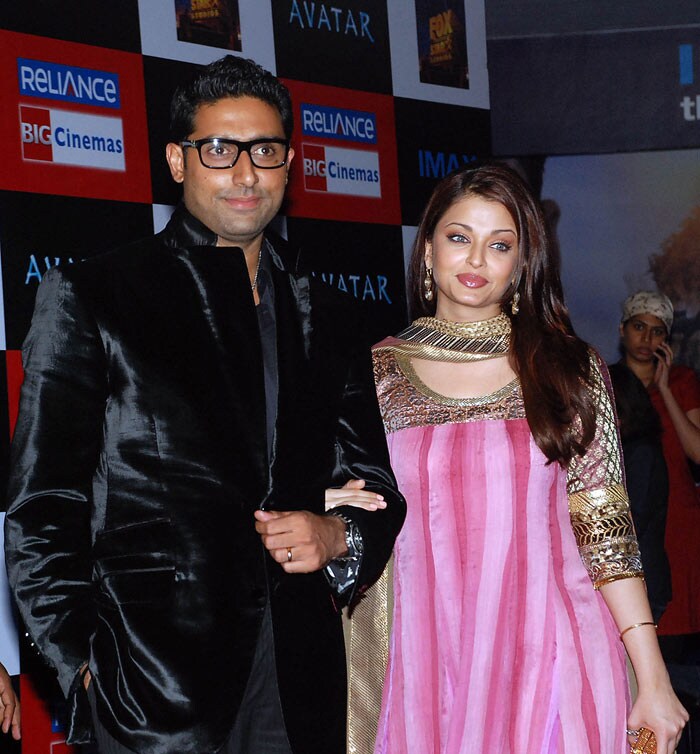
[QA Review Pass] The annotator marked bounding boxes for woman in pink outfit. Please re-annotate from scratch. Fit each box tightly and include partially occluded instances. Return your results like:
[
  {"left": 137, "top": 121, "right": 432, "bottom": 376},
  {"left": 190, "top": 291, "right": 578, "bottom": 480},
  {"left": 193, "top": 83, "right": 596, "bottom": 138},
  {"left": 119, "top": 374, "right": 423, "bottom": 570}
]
[{"left": 359, "top": 164, "right": 686, "bottom": 754}]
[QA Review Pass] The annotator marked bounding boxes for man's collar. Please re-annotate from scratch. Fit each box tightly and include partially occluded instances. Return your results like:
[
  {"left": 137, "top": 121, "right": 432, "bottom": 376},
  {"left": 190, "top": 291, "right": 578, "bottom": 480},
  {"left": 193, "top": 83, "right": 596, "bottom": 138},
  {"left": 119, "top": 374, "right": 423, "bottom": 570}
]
[
  {"left": 158, "top": 203, "right": 218, "bottom": 249},
  {"left": 158, "top": 203, "right": 297, "bottom": 276}
]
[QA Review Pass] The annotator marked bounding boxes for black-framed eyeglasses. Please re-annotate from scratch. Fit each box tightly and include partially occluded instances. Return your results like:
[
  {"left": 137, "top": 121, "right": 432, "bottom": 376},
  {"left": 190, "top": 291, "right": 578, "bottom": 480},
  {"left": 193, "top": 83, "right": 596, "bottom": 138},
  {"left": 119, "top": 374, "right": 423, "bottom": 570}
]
[{"left": 180, "top": 137, "right": 290, "bottom": 170}]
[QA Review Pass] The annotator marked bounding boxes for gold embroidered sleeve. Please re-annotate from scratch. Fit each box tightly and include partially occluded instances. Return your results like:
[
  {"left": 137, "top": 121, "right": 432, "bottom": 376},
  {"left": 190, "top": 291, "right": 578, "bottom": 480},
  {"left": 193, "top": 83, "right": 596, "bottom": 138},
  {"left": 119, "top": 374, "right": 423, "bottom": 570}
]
[{"left": 567, "top": 351, "right": 643, "bottom": 589}]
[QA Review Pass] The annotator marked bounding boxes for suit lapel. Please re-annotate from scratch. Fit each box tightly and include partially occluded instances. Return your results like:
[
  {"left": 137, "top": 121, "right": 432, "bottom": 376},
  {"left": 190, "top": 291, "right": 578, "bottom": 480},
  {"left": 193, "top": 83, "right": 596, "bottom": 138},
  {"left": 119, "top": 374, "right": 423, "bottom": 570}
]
[
  {"left": 173, "top": 245, "right": 269, "bottom": 499},
  {"left": 266, "top": 258, "right": 314, "bottom": 506}
]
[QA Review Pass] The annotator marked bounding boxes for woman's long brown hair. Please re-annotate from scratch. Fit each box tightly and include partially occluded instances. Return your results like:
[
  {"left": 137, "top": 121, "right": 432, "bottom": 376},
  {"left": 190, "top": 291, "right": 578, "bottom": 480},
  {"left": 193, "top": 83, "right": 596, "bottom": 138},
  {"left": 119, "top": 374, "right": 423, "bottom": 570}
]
[{"left": 407, "top": 163, "right": 595, "bottom": 465}]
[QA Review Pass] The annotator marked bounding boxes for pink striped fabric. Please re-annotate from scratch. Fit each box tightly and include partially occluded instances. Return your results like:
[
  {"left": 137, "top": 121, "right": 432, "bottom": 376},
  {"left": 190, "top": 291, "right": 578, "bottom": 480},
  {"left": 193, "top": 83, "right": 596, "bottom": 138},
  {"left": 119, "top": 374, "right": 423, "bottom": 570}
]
[{"left": 375, "top": 418, "right": 630, "bottom": 754}]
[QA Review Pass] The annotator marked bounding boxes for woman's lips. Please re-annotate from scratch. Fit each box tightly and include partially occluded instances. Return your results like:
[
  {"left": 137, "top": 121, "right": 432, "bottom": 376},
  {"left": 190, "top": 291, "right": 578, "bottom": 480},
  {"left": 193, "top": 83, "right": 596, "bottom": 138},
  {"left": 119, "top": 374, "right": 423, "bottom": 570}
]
[{"left": 457, "top": 273, "right": 488, "bottom": 288}]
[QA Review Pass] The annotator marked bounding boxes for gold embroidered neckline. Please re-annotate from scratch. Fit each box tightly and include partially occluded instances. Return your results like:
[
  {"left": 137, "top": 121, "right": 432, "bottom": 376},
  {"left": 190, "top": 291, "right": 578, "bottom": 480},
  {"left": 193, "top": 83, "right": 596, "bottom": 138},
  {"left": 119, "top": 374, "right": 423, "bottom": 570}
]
[
  {"left": 394, "top": 351, "right": 520, "bottom": 407},
  {"left": 387, "top": 312, "right": 511, "bottom": 363},
  {"left": 414, "top": 311, "right": 511, "bottom": 339}
]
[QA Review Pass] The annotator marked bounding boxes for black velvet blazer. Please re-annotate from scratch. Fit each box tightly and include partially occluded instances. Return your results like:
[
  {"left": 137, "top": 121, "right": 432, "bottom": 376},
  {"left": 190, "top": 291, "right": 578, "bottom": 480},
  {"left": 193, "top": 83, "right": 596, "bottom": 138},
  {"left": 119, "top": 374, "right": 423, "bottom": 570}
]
[{"left": 4, "top": 206, "right": 405, "bottom": 754}]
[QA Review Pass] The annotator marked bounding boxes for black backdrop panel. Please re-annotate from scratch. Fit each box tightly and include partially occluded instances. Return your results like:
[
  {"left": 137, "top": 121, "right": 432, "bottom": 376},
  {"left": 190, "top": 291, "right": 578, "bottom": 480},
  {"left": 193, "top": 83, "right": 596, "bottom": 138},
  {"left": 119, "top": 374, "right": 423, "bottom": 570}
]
[
  {"left": 143, "top": 55, "right": 203, "bottom": 207},
  {"left": 285, "top": 217, "right": 407, "bottom": 346},
  {"left": 0, "top": 192, "right": 154, "bottom": 350},
  {"left": 394, "top": 96, "right": 491, "bottom": 226},
  {"left": 272, "top": 0, "right": 392, "bottom": 94},
  {"left": 0, "top": 1, "right": 142, "bottom": 53}
]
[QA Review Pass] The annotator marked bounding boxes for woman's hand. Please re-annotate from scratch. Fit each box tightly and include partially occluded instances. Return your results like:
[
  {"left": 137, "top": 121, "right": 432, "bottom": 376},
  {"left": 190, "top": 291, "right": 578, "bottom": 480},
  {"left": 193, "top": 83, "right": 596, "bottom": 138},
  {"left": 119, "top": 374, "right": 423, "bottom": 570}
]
[
  {"left": 325, "top": 479, "right": 386, "bottom": 512},
  {"left": 626, "top": 677, "right": 688, "bottom": 754},
  {"left": 652, "top": 341, "right": 673, "bottom": 392}
]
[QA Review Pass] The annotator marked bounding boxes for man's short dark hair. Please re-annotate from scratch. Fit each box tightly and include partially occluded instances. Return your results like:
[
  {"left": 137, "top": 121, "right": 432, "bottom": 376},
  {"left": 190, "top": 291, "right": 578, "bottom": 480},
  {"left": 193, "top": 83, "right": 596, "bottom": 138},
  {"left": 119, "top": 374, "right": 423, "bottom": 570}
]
[{"left": 169, "top": 55, "right": 293, "bottom": 143}]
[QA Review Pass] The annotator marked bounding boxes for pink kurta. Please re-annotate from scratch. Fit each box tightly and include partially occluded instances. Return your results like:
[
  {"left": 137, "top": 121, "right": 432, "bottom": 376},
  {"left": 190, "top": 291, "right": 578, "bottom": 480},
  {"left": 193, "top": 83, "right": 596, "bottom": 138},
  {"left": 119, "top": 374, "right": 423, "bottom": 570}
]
[{"left": 372, "top": 346, "right": 639, "bottom": 754}]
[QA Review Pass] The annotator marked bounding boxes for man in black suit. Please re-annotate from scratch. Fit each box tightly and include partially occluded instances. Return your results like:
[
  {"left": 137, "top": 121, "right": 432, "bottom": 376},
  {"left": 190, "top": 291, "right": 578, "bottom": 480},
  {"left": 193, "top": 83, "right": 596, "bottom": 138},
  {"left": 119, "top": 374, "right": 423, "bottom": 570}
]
[{"left": 4, "top": 55, "right": 404, "bottom": 754}]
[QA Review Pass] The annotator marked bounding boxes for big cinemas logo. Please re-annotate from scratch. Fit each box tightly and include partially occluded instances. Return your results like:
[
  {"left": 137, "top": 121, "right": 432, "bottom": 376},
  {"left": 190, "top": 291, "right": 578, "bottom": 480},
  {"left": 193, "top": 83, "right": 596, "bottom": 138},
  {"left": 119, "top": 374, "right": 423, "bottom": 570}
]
[
  {"left": 20, "top": 104, "right": 125, "bottom": 170},
  {"left": 285, "top": 81, "right": 400, "bottom": 223},
  {"left": 18, "top": 59, "right": 125, "bottom": 170},
  {"left": 302, "top": 142, "right": 380, "bottom": 196},
  {"left": 0, "top": 30, "right": 151, "bottom": 202},
  {"left": 301, "top": 104, "right": 380, "bottom": 197}
]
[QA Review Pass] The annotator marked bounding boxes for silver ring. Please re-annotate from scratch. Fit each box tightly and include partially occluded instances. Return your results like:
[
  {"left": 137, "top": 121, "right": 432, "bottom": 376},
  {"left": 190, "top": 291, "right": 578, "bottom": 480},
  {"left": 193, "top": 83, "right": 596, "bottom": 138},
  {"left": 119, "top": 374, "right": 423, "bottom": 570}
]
[
  {"left": 287, "top": 548, "right": 293, "bottom": 562},
  {"left": 626, "top": 728, "right": 640, "bottom": 737}
]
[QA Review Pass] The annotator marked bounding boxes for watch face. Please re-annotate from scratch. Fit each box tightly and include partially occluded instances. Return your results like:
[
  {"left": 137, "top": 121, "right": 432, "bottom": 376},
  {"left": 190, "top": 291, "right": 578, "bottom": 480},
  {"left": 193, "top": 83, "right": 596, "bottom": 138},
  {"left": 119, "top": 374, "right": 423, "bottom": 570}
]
[{"left": 349, "top": 525, "right": 364, "bottom": 555}]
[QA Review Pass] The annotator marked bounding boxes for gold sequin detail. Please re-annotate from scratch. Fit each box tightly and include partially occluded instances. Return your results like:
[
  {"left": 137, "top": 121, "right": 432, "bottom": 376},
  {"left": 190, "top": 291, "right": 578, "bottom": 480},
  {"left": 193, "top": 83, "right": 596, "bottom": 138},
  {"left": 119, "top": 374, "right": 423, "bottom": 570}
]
[
  {"left": 391, "top": 312, "right": 511, "bottom": 362},
  {"left": 567, "top": 352, "right": 624, "bottom": 494},
  {"left": 569, "top": 483, "right": 642, "bottom": 587},
  {"left": 346, "top": 563, "right": 391, "bottom": 754},
  {"left": 395, "top": 352, "right": 519, "bottom": 407},
  {"left": 372, "top": 349, "right": 525, "bottom": 434},
  {"left": 565, "top": 351, "right": 643, "bottom": 586}
]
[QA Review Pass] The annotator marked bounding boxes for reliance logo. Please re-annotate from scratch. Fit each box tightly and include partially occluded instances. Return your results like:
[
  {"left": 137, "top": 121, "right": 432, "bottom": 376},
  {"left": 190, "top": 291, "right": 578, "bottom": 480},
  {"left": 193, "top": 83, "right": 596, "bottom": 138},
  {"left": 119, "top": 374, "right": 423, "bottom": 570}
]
[
  {"left": 303, "top": 143, "right": 380, "bottom": 197},
  {"left": 18, "top": 58, "right": 121, "bottom": 109},
  {"left": 20, "top": 105, "right": 125, "bottom": 171},
  {"left": 301, "top": 104, "right": 377, "bottom": 144}
]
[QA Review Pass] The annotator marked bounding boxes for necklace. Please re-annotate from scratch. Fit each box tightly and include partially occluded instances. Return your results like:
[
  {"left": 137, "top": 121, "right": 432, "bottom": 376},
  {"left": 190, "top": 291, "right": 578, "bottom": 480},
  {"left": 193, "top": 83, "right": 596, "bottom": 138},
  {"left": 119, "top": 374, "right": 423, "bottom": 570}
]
[
  {"left": 250, "top": 248, "right": 263, "bottom": 292},
  {"left": 383, "top": 311, "right": 511, "bottom": 363}
]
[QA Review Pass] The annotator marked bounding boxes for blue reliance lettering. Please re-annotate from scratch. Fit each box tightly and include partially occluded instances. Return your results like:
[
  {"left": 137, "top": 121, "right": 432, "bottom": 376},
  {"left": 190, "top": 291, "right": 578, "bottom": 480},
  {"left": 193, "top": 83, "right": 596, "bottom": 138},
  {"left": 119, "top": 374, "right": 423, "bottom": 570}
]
[
  {"left": 301, "top": 104, "right": 377, "bottom": 144},
  {"left": 18, "top": 58, "right": 121, "bottom": 109}
]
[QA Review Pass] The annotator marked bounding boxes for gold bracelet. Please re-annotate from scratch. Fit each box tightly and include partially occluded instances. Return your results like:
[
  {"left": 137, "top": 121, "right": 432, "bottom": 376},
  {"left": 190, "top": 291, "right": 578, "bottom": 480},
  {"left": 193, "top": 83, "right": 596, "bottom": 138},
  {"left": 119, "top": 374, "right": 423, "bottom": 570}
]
[{"left": 619, "top": 622, "right": 657, "bottom": 641}]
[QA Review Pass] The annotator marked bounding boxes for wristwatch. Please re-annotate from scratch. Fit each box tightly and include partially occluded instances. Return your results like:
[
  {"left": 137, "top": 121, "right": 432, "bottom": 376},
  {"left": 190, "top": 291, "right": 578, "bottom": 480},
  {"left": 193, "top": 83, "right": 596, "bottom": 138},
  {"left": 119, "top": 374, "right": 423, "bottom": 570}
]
[{"left": 330, "top": 511, "right": 364, "bottom": 558}]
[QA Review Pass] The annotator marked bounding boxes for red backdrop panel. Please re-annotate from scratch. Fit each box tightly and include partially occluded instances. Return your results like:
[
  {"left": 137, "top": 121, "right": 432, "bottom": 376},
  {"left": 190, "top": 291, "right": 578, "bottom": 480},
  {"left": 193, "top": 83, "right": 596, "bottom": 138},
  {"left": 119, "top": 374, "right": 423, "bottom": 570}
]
[{"left": 0, "top": 30, "right": 151, "bottom": 203}]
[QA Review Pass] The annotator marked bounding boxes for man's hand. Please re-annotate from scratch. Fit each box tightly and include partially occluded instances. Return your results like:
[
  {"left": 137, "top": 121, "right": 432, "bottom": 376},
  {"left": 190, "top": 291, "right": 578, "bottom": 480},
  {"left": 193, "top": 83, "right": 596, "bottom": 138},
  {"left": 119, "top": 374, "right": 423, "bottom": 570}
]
[
  {"left": 254, "top": 510, "right": 348, "bottom": 573},
  {"left": 0, "top": 662, "right": 20, "bottom": 740}
]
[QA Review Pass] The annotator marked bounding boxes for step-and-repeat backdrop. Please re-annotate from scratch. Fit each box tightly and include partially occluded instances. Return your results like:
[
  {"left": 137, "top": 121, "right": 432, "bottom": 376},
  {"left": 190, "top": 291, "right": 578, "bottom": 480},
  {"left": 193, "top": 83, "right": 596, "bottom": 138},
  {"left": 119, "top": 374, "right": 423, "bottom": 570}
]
[{"left": 0, "top": 1, "right": 490, "bottom": 750}]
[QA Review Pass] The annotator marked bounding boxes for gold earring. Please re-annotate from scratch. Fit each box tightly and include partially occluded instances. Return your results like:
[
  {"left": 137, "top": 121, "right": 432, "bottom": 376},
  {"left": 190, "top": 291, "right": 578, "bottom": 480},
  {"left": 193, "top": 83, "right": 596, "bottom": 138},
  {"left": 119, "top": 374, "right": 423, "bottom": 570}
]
[
  {"left": 424, "top": 267, "right": 434, "bottom": 301},
  {"left": 511, "top": 291, "right": 520, "bottom": 315}
]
